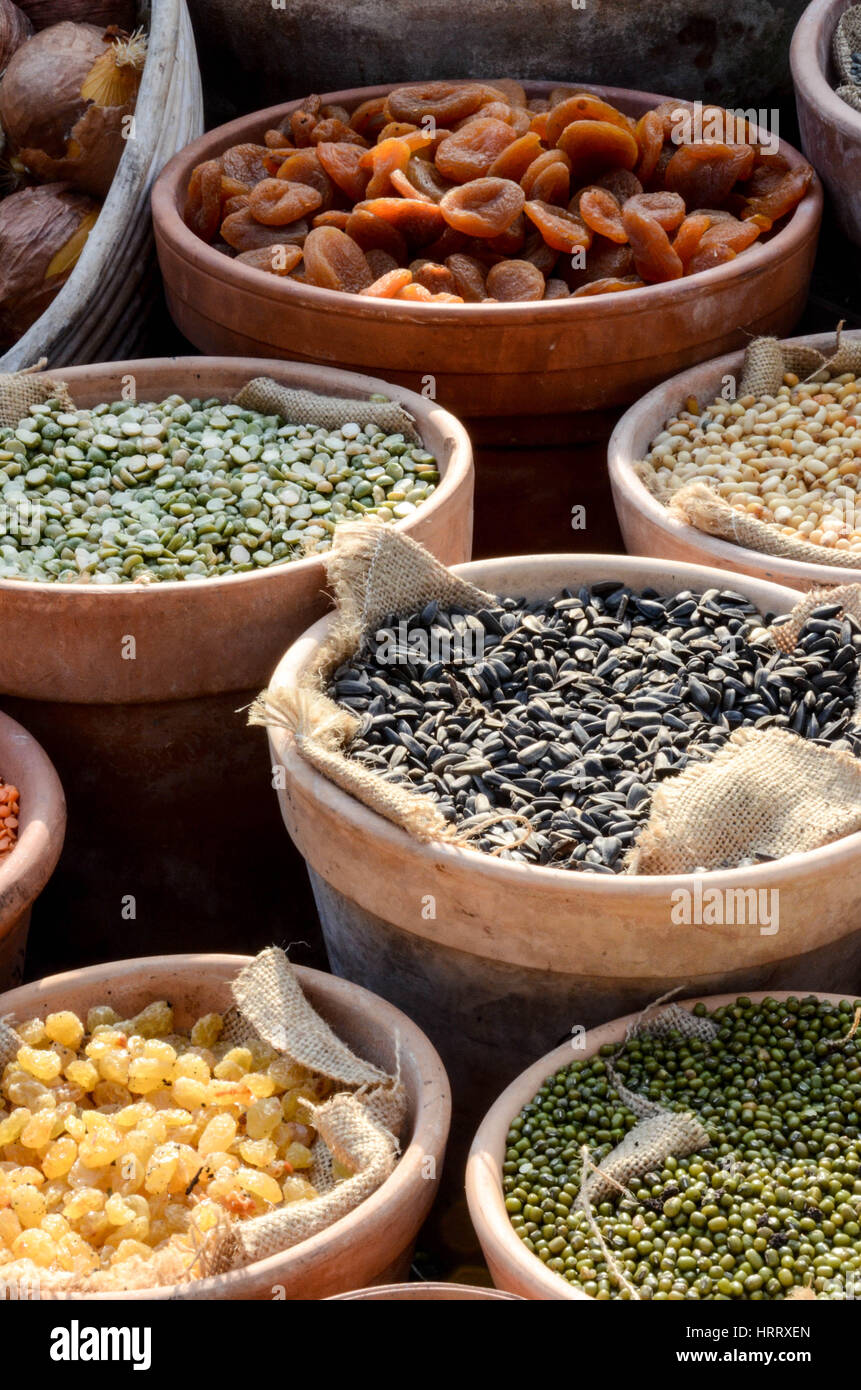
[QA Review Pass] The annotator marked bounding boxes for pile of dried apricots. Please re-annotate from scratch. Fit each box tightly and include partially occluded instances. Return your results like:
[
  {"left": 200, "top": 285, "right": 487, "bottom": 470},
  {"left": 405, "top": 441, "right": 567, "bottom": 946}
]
[{"left": 183, "top": 80, "right": 814, "bottom": 304}]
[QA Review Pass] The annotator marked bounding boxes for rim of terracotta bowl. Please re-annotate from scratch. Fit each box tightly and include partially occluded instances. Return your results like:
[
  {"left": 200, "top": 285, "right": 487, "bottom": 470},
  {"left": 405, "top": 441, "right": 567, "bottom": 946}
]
[
  {"left": 327, "top": 1281, "right": 523, "bottom": 1299},
  {"left": 0, "top": 953, "right": 451, "bottom": 1300},
  {"left": 152, "top": 80, "right": 822, "bottom": 324},
  {"left": 0, "top": 709, "right": 66, "bottom": 929},
  {"left": 467, "top": 987, "right": 855, "bottom": 1300},
  {"left": 607, "top": 328, "right": 861, "bottom": 587},
  {"left": 0, "top": 356, "right": 472, "bottom": 599},
  {"left": 268, "top": 549, "right": 861, "bottom": 893},
  {"left": 791, "top": 0, "right": 861, "bottom": 143}
]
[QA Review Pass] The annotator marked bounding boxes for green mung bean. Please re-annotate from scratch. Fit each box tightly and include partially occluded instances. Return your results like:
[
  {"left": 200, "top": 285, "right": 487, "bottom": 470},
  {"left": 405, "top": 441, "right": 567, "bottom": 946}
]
[
  {"left": 504, "top": 995, "right": 861, "bottom": 1299},
  {"left": 0, "top": 397, "right": 438, "bottom": 584}
]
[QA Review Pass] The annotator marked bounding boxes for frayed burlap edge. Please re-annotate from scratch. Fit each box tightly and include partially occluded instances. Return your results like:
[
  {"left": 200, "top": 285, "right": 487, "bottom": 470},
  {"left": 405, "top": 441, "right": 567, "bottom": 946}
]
[
  {"left": 834, "top": 6, "right": 861, "bottom": 113},
  {"left": 669, "top": 480, "right": 861, "bottom": 569},
  {"left": 250, "top": 520, "right": 495, "bottom": 845},
  {"left": 0, "top": 363, "right": 75, "bottom": 429},
  {"left": 737, "top": 328, "right": 861, "bottom": 398},
  {"left": 233, "top": 378, "right": 422, "bottom": 443}
]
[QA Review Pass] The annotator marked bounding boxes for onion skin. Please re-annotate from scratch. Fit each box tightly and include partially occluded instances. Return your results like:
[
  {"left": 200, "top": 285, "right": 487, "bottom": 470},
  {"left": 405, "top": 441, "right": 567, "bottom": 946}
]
[
  {"left": 0, "top": 0, "right": 33, "bottom": 72},
  {"left": 0, "top": 183, "right": 100, "bottom": 347},
  {"left": 14, "top": 0, "right": 136, "bottom": 32},
  {"left": 0, "top": 21, "right": 142, "bottom": 196}
]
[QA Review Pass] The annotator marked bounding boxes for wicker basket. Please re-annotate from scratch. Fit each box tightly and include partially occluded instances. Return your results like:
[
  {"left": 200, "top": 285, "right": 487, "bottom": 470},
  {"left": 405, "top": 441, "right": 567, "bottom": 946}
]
[{"left": 0, "top": 0, "right": 204, "bottom": 371}]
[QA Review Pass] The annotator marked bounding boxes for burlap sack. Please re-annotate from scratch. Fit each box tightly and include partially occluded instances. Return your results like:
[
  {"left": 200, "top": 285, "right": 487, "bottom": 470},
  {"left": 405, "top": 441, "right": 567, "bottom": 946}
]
[
  {"left": 251, "top": 518, "right": 494, "bottom": 844},
  {"left": 834, "top": 5, "right": 861, "bottom": 115},
  {"left": 0, "top": 947, "right": 405, "bottom": 1294},
  {"left": 0, "top": 364, "right": 74, "bottom": 428},
  {"left": 232, "top": 377, "right": 422, "bottom": 443},
  {"left": 736, "top": 330, "right": 861, "bottom": 398}
]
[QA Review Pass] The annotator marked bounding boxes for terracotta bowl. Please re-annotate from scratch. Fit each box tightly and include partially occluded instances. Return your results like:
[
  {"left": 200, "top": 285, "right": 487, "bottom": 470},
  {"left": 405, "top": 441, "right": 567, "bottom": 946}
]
[
  {"left": 327, "top": 1282, "right": 522, "bottom": 1299},
  {"left": 0, "top": 711, "right": 65, "bottom": 988},
  {"left": 152, "top": 82, "right": 822, "bottom": 419},
  {"left": 0, "top": 357, "right": 473, "bottom": 704},
  {"left": 467, "top": 988, "right": 854, "bottom": 1299},
  {"left": 0, "top": 953, "right": 451, "bottom": 1299},
  {"left": 266, "top": 553, "right": 861, "bottom": 1158},
  {"left": 608, "top": 328, "right": 861, "bottom": 590},
  {"left": 792, "top": 0, "right": 861, "bottom": 247}
]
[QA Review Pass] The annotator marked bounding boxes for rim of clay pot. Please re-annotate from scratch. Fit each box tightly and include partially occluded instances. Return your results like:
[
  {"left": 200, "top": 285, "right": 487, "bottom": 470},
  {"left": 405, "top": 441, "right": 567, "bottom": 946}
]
[
  {"left": 0, "top": 356, "right": 472, "bottom": 599},
  {"left": 791, "top": 0, "right": 861, "bottom": 143},
  {"left": 607, "top": 328, "right": 861, "bottom": 587},
  {"left": 269, "top": 550, "right": 861, "bottom": 893},
  {"left": 327, "top": 1281, "right": 523, "bottom": 1299},
  {"left": 467, "top": 988, "right": 854, "bottom": 1300},
  {"left": 152, "top": 81, "right": 822, "bottom": 323},
  {"left": 0, "top": 710, "right": 66, "bottom": 932},
  {"left": 0, "top": 953, "right": 451, "bottom": 1300}
]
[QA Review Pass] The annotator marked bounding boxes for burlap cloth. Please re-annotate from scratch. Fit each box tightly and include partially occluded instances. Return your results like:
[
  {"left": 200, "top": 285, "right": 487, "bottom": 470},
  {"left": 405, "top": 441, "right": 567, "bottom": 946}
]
[
  {"left": 0, "top": 947, "right": 406, "bottom": 1293},
  {"left": 834, "top": 5, "right": 861, "bottom": 115},
  {"left": 252, "top": 522, "right": 861, "bottom": 875},
  {"left": 641, "top": 331, "right": 861, "bottom": 569},
  {"left": 0, "top": 364, "right": 74, "bottom": 427}
]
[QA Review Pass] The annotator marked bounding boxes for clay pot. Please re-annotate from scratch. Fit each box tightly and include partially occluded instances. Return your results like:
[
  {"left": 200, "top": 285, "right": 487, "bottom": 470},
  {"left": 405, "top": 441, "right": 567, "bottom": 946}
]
[
  {"left": 152, "top": 83, "right": 822, "bottom": 420},
  {"left": 0, "top": 710, "right": 65, "bottom": 988},
  {"left": 467, "top": 989, "right": 853, "bottom": 1299},
  {"left": 792, "top": 0, "right": 861, "bottom": 247},
  {"left": 188, "top": 0, "right": 811, "bottom": 129},
  {"left": 608, "top": 329, "right": 861, "bottom": 589},
  {"left": 0, "top": 953, "right": 451, "bottom": 1298},
  {"left": 328, "top": 1282, "right": 522, "bottom": 1300},
  {"left": 0, "top": 356, "right": 472, "bottom": 974},
  {"left": 266, "top": 553, "right": 861, "bottom": 1170}
]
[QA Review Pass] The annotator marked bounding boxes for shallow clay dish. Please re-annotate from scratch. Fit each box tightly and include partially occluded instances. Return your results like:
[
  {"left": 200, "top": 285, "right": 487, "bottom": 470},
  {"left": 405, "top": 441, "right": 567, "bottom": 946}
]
[
  {"left": 0, "top": 711, "right": 65, "bottom": 988},
  {"left": 327, "top": 1282, "right": 522, "bottom": 1299},
  {"left": 0, "top": 954, "right": 451, "bottom": 1299},
  {"left": 608, "top": 329, "right": 861, "bottom": 590},
  {"left": 0, "top": 357, "right": 473, "bottom": 703},
  {"left": 152, "top": 82, "right": 822, "bottom": 418},
  {"left": 467, "top": 989, "right": 852, "bottom": 1299},
  {"left": 792, "top": 0, "right": 861, "bottom": 247}
]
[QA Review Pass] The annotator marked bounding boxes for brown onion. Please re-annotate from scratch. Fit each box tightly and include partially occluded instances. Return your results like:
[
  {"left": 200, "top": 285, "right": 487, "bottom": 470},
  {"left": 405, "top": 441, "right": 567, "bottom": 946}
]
[
  {"left": 0, "top": 0, "right": 33, "bottom": 71},
  {"left": 14, "top": 0, "right": 136, "bottom": 32},
  {"left": 0, "top": 183, "right": 99, "bottom": 347},
  {"left": 0, "top": 21, "right": 145, "bottom": 196}
]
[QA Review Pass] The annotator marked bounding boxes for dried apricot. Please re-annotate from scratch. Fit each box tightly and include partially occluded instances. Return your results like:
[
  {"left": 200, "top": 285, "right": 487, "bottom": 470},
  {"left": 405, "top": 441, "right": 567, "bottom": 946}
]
[
  {"left": 545, "top": 94, "right": 636, "bottom": 148},
  {"left": 248, "top": 179, "right": 322, "bottom": 226},
  {"left": 485, "top": 259, "right": 546, "bottom": 301},
  {"left": 488, "top": 79, "right": 528, "bottom": 108},
  {"left": 345, "top": 208, "right": 408, "bottom": 262},
  {"left": 522, "top": 230, "right": 559, "bottom": 275},
  {"left": 316, "top": 142, "right": 369, "bottom": 202},
  {"left": 578, "top": 187, "right": 627, "bottom": 243},
  {"left": 435, "top": 119, "right": 518, "bottom": 182},
  {"left": 365, "top": 248, "right": 400, "bottom": 279},
  {"left": 360, "top": 268, "right": 414, "bottom": 297},
  {"left": 686, "top": 243, "right": 737, "bottom": 274},
  {"left": 530, "top": 159, "right": 571, "bottom": 205},
  {"left": 521, "top": 150, "right": 570, "bottom": 197},
  {"left": 361, "top": 136, "right": 414, "bottom": 198},
  {"left": 349, "top": 96, "right": 389, "bottom": 141},
  {"left": 235, "top": 244, "right": 303, "bottom": 276},
  {"left": 634, "top": 111, "right": 664, "bottom": 186},
  {"left": 671, "top": 213, "right": 711, "bottom": 265},
  {"left": 739, "top": 164, "right": 813, "bottom": 229},
  {"left": 543, "top": 277, "right": 570, "bottom": 299},
  {"left": 595, "top": 168, "right": 642, "bottom": 203},
  {"left": 222, "top": 194, "right": 249, "bottom": 219},
  {"left": 486, "top": 212, "right": 527, "bottom": 255},
  {"left": 184, "top": 159, "right": 224, "bottom": 241},
  {"left": 263, "top": 128, "right": 293, "bottom": 150},
  {"left": 699, "top": 216, "right": 761, "bottom": 254},
  {"left": 310, "top": 119, "right": 368, "bottom": 147},
  {"left": 571, "top": 275, "right": 644, "bottom": 296},
  {"left": 445, "top": 253, "right": 487, "bottom": 301},
  {"left": 624, "top": 191, "right": 686, "bottom": 231},
  {"left": 274, "top": 150, "right": 335, "bottom": 209},
  {"left": 411, "top": 261, "right": 458, "bottom": 294},
  {"left": 524, "top": 199, "right": 592, "bottom": 253},
  {"left": 220, "top": 209, "right": 309, "bottom": 252},
  {"left": 440, "top": 178, "right": 525, "bottom": 237},
  {"left": 556, "top": 121, "right": 640, "bottom": 182},
  {"left": 621, "top": 203, "right": 683, "bottom": 282},
  {"left": 312, "top": 210, "right": 351, "bottom": 230},
  {"left": 357, "top": 197, "right": 446, "bottom": 245},
  {"left": 222, "top": 144, "right": 270, "bottom": 187},
  {"left": 290, "top": 99, "right": 321, "bottom": 148},
  {"left": 396, "top": 282, "right": 434, "bottom": 301},
  {"left": 386, "top": 82, "right": 494, "bottom": 126},
  {"left": 664, "top": 141, "right": 755, "bottom": 208},
  {"left": 487, "top": 132, "right": 544, "bottom": 181},
  {"left": 391, "top": 157, "right": 451, "bottom": 203},
  {"left": 303, "top": 226, "right": 374, "bottom": 293}
]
